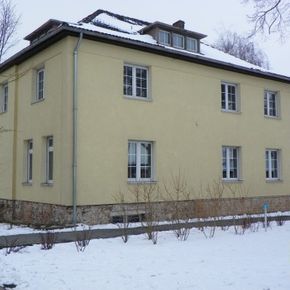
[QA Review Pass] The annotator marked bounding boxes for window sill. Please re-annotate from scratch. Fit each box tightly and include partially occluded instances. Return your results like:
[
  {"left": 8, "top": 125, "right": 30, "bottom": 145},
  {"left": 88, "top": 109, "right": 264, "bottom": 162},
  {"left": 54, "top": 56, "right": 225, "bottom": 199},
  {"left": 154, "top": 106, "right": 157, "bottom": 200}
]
[
  {"left": 123, "top": 95, "right": 152, "bottom": 102},
  {"left": 127, "top": 180, "right": 157, "bottom": 185},
  {"left": 22, "top": 182, "right": 32, "bottom": 186},
  {"left": 266, "top": 179, "right": 283, "bottom": 183},
  {"left": 222, "top": 179, "right": 243, "bottom": 183},
  {"left": 173, "top": 45, "right": 184, "bottom": 50},
  {"left": 41, "top": 182, "right": 53, "bottom": 187},
  {"left": 264, "top": 115, "right": 280, "bottom": 120},
  {"left": 221, "top": 109, "right": 241, "bottom": 114},
  {"left": 31, "top": 98, "right": 45, "bottom": 105}
]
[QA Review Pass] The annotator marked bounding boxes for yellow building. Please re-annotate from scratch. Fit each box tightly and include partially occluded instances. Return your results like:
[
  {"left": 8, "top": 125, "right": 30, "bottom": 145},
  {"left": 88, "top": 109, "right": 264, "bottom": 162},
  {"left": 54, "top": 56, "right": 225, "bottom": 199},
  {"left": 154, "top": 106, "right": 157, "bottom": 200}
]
[{"left": 0, "top": 10, "right": 290, "bottom": 225}]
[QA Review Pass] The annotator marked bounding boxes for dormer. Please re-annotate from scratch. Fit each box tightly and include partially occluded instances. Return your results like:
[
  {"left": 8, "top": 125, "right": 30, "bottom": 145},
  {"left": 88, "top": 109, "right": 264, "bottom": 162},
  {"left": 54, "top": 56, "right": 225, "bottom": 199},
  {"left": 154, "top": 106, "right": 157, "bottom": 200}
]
[{"left": 139, "top": 20, "right": 206, "bottom": 53}]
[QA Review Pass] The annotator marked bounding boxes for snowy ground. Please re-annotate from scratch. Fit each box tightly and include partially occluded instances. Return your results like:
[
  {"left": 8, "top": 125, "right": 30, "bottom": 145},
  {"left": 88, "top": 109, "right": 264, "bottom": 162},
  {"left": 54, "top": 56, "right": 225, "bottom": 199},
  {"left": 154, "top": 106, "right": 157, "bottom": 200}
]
[{"left": 1, "top": 221, "right": 289, "bottom": 290}]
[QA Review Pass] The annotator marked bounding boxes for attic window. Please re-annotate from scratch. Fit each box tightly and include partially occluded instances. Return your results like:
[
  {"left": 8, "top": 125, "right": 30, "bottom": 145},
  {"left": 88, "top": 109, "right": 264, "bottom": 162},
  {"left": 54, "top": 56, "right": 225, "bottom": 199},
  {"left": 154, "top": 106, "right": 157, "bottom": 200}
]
[
  {"left": 172, "top": 33, "right": 184, "bottom": 49},
  {"left": 155, "top": 29, "right": 200, "bottom": 53},
  {"left": 186, "top": 37, "right": 198, "bottom": 52},
  {"left": 159, "top": 30, "right": 171, "bottom": 46}
]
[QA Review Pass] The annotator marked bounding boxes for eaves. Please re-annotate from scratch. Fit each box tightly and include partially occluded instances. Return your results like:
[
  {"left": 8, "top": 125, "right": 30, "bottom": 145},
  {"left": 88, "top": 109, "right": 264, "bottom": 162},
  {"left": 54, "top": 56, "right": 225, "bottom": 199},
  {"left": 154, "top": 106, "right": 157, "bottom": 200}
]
[{"left": 1, "top": 25, "right": 290, "bottom": 84}]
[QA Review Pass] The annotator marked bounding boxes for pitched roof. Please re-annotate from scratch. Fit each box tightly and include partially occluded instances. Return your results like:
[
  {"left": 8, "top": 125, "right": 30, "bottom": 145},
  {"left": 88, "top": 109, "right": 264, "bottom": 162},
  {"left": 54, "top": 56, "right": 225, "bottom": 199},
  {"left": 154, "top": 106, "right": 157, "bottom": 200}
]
[{"left": 1, "top": 9, "right": 290, "bottom": 83}]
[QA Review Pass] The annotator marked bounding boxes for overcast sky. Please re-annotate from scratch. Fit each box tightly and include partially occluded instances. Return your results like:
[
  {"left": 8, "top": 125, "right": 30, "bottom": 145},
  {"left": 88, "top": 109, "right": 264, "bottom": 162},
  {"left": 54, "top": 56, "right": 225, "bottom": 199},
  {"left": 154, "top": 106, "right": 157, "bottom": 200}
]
[{"left": 10, "top": 0, "right": 290, "bottom": 75}]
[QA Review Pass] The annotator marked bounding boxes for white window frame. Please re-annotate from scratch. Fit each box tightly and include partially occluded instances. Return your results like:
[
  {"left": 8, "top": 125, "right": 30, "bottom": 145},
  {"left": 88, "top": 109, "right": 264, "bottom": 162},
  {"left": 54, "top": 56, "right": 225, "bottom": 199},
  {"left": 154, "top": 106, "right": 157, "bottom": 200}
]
[
  {"left": 26, "top": 139, "right": 33, "bottom": 183},
  {"left": 221, "top": 82, "right": 238, "bottom": 112},
  {"left": 128, "top": 141, "right": 153, "bottom": 182},
  {"left": 0, "top": 83, "right": 8, "bottom": 113},
  {"left": 46, "top": 136, "right": 54, "bottom": 183},
  {"left": 265, "top": 149, "right": 280, "bottom": 180},
  {"left": 158, "top": 30, "right": 171, "bottom": 46},
  {"left": 186, "top": 37, "right": 198, "bottom": 52},
  {"left": 222, "top": 146, "right": 240, "bottom": 180},
  {"left": 172, "top": 33, "right": 184, "bottom": 49},
  {"left": 36, "top": 68, "right": 45, "bottom": 101},
  {"left": 123, "top": 64, "right": 149, "bottom": 99},
  {"left": 264, "top": 90, "right": 279, "bottom": 117}
]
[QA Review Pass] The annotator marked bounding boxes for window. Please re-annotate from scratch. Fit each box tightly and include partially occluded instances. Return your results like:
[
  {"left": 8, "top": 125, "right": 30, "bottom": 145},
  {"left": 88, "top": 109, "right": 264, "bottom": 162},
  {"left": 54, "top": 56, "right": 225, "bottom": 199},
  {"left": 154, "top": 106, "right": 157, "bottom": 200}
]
[
  {"left": 159, "top": 30, "right": 171, "bottom": 46},
  {"left": 26, "top": 140, "right": 33, "bottom": 183},
  {"left": 0, "top": 83, "right": 8, "bottom": 113},
  {"left": 36, "top": 68, "right": 45, "bottom": 101},
  {"left": 46, "top": 136, "right": 54, "bottom": 183},
  {"left": 222, "top": 146, "right": 240, "bottom": 180},
  {"left": 186, "top": 37, "right": 198, "bottom": 52},
  {"left": 221, "top": 82, "right": 238, "bottom": 112},
  {"left": 123, "top": 65, "right": 148, "bottom": 99},
  {"left": 172, "top": 33, "right": 184, "bottom": 49},
  {"left": 264, "top": 90, "right": 279, "bottom": 117},
  {"left": 128, "top": 141, "right": 153, "bottom": 181},
  {"left": 265, "top": 149, "right": 280, "bottom": 180}
]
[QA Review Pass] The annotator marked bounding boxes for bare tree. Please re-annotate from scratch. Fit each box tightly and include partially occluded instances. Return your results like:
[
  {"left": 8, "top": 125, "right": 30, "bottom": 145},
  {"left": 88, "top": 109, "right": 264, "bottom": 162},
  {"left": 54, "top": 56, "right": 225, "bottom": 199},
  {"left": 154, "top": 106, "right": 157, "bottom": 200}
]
[
  {"left": 244, "top": 0, "right": 290, "bottom": 37},
  {"left": 0, "top": 0, "right": 19, "bottom": 62},
  {"left": 213, "top": 30, "right": 269, "bottom": 68}
]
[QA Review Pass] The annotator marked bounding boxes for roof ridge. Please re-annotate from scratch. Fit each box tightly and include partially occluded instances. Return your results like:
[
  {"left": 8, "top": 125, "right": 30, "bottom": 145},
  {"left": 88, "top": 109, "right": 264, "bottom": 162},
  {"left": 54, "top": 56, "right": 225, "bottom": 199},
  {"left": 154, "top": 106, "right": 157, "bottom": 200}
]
[{"left": 80, "top": 9, "right": 151, "bottom": 26}]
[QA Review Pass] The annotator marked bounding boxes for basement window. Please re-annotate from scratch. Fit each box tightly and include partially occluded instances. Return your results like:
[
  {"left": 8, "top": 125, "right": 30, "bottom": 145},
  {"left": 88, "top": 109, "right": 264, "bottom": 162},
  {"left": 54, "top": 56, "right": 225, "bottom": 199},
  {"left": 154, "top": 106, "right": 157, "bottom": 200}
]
[{"left": 112, "top": 214, "right": 145, "bottom": 224}]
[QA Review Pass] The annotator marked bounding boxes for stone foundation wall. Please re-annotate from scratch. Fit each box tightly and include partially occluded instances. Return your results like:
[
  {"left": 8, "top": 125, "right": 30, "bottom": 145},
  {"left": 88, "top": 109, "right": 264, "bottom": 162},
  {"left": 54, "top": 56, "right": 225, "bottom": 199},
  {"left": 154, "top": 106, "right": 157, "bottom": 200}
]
[{"left": 0, "top": 195, "right": 289, "bottom": 226}]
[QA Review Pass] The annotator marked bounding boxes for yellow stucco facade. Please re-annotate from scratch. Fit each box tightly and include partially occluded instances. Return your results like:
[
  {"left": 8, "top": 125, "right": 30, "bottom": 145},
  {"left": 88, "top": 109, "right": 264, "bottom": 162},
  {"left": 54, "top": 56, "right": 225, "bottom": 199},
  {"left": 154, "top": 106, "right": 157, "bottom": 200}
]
[{"left": 1, "top": 35, "right": 290, "bottom": 208}]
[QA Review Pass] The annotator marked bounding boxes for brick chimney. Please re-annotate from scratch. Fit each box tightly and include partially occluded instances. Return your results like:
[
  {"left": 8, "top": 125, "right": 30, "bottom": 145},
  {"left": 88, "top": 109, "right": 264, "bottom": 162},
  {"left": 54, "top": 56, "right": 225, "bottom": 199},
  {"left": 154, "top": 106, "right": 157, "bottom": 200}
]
[{"left": 173, "top": 20, "right": 185, "bottom": 29}]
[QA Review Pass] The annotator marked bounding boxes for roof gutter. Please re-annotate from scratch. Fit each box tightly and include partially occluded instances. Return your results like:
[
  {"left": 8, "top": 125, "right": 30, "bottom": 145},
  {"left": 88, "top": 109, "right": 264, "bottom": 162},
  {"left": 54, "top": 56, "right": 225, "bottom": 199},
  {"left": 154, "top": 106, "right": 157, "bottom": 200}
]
[
  {"left": 0, "top": 26, "right": 289, "bottom": 84},
  {"left": 72, "top": 32, "right": 83, "bottom": 226}
]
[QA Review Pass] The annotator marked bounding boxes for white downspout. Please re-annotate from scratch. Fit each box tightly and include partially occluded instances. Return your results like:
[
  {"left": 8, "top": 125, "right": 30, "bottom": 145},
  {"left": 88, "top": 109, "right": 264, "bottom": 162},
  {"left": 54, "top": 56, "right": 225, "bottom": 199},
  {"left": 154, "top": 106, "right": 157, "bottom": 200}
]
[{"left": 72, "top": 32, "right": 83, "bottom": 226}]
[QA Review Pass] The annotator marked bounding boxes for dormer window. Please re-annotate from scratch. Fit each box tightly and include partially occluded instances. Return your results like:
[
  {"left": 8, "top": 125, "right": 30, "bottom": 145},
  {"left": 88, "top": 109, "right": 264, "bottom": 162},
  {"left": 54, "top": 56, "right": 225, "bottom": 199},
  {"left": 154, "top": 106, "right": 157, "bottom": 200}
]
[
  {"left": 159, "top": 30, "right": 171, "bottom": 46},
  {"left": 186, "top": 37, "right": 198, "bottom": 52},
  {"left": 172, "top": 33, "right": 184, "bottom": 49},
  {"left": 140, "top": 20, "right": 207, "bottom": 54}
]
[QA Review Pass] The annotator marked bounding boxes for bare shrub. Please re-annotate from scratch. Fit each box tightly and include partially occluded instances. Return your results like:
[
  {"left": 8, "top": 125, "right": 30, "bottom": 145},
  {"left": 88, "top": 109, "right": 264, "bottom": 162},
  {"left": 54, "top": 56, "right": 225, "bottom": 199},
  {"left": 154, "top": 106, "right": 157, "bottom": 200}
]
[
  {"left": 250, "top": 221, "right": 260, "bottom": 232},
  {"left": 151, "top": 230, "right": 158, "bottom": 245},
  {"left": 263, "top": 220, "right": 272, "bottom": 230},
  {"left": 200, "top": 180, "right": 226, "bottom": 238},
  {"left": 4, "top": 237, "right": 26, "bottom": 255},
  {"left": 276, "top": 214, "right": 286, "bottom": 226},
  {"left": 199, "top": 223, "right": 216, "bottom": 239},
  {"left": 220, "top": 224, "right": 230, "bottom": 231},
  {"left": 163, "top": 172, "right": 193, "bottom": 241},
  {"left": 232, "top": 214, "right": 258, "bottom": 235},
  {"left": 40, "top": 231, "right": 56, "bottom": 250},
  {"left": 113, "top": 192, "right": 130, "bottom": 243},
  {"left": 226, "top": 184, "right": 254, "bottom": 235},
  {"left": 276, "top": 219, "right": 285, "bottom": 226},
  {"left": 130, "top": 183, "right": 159, "bottom": 244},
  {"left": 75, "top": 227, "right": 91, "bottom": 252}
]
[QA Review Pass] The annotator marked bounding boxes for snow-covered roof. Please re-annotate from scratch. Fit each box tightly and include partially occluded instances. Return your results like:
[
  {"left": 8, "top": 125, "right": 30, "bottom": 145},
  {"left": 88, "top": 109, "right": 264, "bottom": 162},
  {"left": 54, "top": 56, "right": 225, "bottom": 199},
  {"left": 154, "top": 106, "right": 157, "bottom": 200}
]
[
  {"left": 66, "top": 10, "right": 288, "bottom": 78},
  {"left": 1, "top": 10, "right": 289, "bottom": 81},
  {"left": 91, "top": 13, "right": 145, "bottom": 34}
]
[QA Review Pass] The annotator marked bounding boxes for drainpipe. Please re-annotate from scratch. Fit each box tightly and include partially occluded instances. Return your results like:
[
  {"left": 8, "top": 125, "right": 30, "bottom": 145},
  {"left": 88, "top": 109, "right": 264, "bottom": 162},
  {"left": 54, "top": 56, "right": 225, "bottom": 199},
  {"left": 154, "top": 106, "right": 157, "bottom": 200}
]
[
  {"left": 11, "top": 65, "right": 19, "bottom": 222},
  {"left": 72, "top": 32, "right": 83, "bottom": 226}
]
